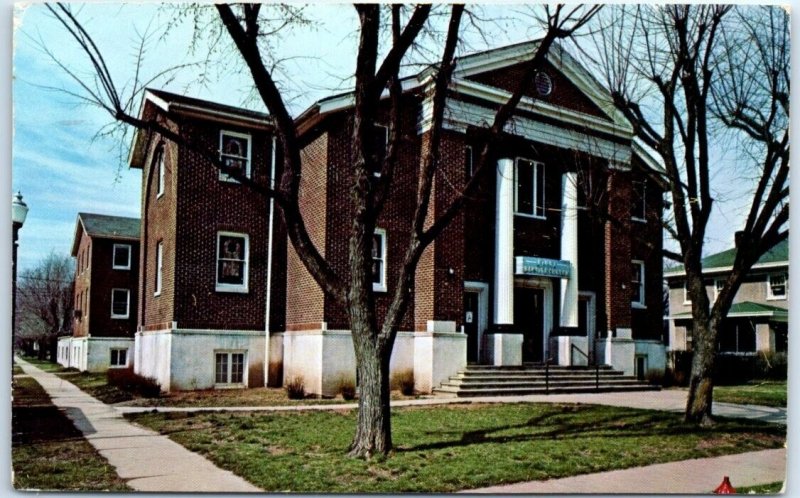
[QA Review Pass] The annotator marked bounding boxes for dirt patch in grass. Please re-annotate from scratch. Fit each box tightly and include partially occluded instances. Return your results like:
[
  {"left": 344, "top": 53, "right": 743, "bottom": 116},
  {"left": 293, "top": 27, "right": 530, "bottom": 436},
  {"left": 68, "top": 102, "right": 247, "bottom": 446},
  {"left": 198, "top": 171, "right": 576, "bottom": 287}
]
[
  {"left": 12, "top": 376, "right": 129, "bottom": 491},
  {"left": 127, "top": 402, "right": 785, "bottom": 493}
]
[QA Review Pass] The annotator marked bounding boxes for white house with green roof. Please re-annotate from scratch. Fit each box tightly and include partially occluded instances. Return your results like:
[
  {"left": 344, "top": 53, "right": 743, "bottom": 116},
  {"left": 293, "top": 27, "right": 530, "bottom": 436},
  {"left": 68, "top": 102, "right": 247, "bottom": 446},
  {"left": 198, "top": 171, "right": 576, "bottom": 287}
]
[{"left": 664, "top": 239, "right": 788, "bottom": 354}]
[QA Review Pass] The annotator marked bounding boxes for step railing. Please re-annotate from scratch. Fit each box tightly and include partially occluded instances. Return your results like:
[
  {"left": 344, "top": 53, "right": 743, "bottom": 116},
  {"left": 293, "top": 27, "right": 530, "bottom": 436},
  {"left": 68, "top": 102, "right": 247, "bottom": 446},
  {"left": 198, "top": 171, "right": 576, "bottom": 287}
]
[{"left": 570, "top": 344, "right": 599, "bottom": 391}]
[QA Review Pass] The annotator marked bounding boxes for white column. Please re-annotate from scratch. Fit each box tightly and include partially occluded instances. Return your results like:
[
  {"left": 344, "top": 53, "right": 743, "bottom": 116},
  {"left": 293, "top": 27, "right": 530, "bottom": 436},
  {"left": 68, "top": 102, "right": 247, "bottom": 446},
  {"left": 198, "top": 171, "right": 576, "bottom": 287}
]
[
  {"left": 560, "top": 172, "right": 579, "bottom": 329},
  {"left": 494, "top": 158, "right": 515, "bottom": 325}
]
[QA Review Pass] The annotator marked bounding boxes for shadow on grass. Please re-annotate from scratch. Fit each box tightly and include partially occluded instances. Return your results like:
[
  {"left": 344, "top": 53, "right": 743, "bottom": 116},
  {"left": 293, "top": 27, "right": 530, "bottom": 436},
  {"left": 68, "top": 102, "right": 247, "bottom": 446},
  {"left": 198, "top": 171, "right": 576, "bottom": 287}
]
[{"left": 399, "top": 406, "right": 783, "bottom": 453}]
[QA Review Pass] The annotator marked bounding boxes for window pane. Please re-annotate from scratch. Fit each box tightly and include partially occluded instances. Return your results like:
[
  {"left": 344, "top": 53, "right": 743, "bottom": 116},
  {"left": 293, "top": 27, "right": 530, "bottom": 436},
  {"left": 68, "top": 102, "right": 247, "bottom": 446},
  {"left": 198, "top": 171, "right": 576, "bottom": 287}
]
[
  {"left": 516, "top": 160, "right": 534, "bottom": 215},
  {"left": 771, "top": 275, "right": 786, "bottom": 296},
  {"left": 111, "top": 350, "right": 119, "bottom": 365},
  {"left": 464, "top": 146, "right": 474, "bottom": 180},
  {"left": 113, "top": 245, "right": 129, "bottom": 268},
  {"left": 112, "top": 290, "right": 128, "bottom": 316},
  {"left": 221, "top": 135, "right": 248, "bottom": 178},
  {"left": 231, "top": 353, "right": 244, "bottom": 384},
  {"left": 535, "top": 162, "right": 545, "bottom": 217},
  {"left": 372, "top": 233, "right": 384, "bottom": 286},
  {"left": 218, "top": 235, "right": 246, "bottom": 286},
  {"left": 215, "top": 353, "right": 228, "bottom": 383},
  {"left": 632, "top": 181, "right": 646, "bottom": 219},
  {"left": 119, "top": 349, "right": 127, "bottom": 366}
]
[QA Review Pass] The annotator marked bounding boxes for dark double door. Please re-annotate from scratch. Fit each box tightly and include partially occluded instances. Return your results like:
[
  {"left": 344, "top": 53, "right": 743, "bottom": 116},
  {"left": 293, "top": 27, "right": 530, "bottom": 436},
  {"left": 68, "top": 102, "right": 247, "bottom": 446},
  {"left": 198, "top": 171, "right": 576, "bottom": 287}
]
[{"left": 515, "top": 287, "right": 545, "bottom": 363}]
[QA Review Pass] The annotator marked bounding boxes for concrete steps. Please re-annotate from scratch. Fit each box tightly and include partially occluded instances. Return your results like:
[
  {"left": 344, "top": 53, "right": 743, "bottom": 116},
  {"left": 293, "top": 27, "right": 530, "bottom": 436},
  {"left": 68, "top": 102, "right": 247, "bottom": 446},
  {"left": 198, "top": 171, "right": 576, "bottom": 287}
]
[{"left": 433, "top": 364, "right": 659, "bottom": 397}]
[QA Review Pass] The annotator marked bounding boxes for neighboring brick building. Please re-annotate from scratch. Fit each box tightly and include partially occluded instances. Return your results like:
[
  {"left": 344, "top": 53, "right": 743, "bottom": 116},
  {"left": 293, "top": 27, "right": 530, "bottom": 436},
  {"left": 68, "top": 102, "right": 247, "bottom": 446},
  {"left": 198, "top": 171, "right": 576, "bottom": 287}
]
[
  {"left": 666, "top": 239, "right": 788, "bottom": 354},
  {"left": 279, "top": 40, "right": 666, "bottom": 394},
  {"left": 127, "top": 89, "right": 285, "bottom": 391},
  {"left": 124, "top": 40, "right": 666, "bottom": 394},
  {"left": 57, "top": 213, "right": 140, "bottom": 372}
]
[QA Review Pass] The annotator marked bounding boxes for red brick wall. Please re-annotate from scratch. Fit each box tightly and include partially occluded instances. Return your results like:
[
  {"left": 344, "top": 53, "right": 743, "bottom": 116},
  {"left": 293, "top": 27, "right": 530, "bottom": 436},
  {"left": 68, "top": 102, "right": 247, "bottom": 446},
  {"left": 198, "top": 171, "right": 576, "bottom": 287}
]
[
  {"left": 139, "top": 110, "right": 178, "bottom": 329},
  {"left": 286, "top": 129, "right": 328, "bottom": 328},
  {"left": 87, "top": 238, "right": 140, "bottom": 337},
  {"left": 604, "top": 169, "right": 632, "bottom": 333},
  {"left": 173, "top": 120, "right": 272, "bottom": 330},
  {"left": 467, "top": 60, "right": 610, "bottom": 120},
  {"left": 72, "top": 229, "right": 91, "bottom": 337}
]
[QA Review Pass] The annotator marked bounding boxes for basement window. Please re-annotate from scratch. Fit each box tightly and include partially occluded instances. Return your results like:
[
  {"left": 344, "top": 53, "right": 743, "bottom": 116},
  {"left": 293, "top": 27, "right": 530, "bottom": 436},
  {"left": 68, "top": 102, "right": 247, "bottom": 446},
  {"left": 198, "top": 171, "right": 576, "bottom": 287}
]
[
  {"left": 110, "top": 348, "right": 128, "bottom": 368},
  {"left": 215, "top": 351, "right": 246, "bottom": 386}
]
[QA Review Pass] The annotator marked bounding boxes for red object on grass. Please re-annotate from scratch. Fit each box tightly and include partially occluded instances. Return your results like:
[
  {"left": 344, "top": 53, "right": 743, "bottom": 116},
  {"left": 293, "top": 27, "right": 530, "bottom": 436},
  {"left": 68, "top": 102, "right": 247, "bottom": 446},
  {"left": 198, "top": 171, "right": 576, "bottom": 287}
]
[{"left": 714, "top": 476, "right": 736, "bottom": 494}]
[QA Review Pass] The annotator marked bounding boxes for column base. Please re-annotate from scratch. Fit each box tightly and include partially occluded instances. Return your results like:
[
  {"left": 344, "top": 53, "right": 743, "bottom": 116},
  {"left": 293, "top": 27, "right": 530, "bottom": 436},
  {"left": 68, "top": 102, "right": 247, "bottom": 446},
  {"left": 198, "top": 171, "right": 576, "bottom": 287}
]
[{"left": 485, "top": 332, "right": 523, "bottom": 366}]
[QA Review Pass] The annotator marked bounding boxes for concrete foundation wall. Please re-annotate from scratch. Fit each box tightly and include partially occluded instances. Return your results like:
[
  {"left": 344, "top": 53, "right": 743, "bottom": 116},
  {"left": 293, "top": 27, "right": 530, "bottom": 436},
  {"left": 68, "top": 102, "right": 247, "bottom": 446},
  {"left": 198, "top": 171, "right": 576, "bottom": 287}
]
[
  {"left": 635, "top": 340, "right": 666, "bottom": 375},
  {"left": 57, "top": 337, "right": 134, "bottom": 373},
  {"left": 413, "top": 332, "right": 467, "bottom": 393}
]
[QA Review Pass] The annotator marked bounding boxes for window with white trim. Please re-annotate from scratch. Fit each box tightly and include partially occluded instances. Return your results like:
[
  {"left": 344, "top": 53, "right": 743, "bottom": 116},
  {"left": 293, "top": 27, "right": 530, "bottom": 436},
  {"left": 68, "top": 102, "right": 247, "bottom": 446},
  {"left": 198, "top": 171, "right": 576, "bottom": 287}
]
[
  {"left": 768, "top": 273, "right": 787, "bottom": 300},
  {"left": 216, "top": 232, "right": 249, "bottom": 292},
  {"left": 156, "top": 146, "right": 166, "bottom": 197},
  {"left": 110, "top": 348, "right": 128, "bottom": 368},
  {"left": 372, "top": 229, "right": 387, "bottom": 292},
  {"left": 113, "top": 244, "right": 132, "bottom": 270},
  {"left": 215, "top": 351, "right": 245, "bottom": 385},
  {"left": 576, "top": 167, "right": 592, "bottom": 210},
  {"left": 515, "top": 158, "right": 545, "bottom": 218},
  {"left": 155, "top": 241, "right": 163, "bottom": 296},
  {"left": 219, "top": 130, "right": 252, "bottom": 182},
  {"left": 111, "top": 288, "right": 130, "bottom": 319},
  {"left": 632, "top": 180, "right": 646, "bottom": 221},
  {"left": 631, "top": 260, "right": 645, "bottom": 307}
]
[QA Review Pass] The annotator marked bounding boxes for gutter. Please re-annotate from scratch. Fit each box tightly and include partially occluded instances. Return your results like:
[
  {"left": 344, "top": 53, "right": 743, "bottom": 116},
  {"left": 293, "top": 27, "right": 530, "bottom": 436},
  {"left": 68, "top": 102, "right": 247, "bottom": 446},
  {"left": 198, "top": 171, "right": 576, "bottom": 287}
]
[{"left": 264, "top": 136, "right": 277, "bottom": 387}]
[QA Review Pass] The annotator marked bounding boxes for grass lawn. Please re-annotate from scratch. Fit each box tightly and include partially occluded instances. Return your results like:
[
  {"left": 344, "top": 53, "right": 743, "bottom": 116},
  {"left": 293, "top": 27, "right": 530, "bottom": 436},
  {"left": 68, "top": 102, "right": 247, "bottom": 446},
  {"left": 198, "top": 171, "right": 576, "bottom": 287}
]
[
  {"left": 128, "top": 402, "right": 785, "bottom": 493},
  {"left": 714, "top": 381, "right": 787, "bottom": 408},
  {"left": 55, "top": 371, "right": 138, "bottom": 404},
  {"left": 19, "top": 356, "right": 64, "bottom": 372},
  {"left": 736, "top": 481, "right": 784, "bottom": 494},
  {"left": 12, "top": 375, "right": 129, "bottom": 491}
]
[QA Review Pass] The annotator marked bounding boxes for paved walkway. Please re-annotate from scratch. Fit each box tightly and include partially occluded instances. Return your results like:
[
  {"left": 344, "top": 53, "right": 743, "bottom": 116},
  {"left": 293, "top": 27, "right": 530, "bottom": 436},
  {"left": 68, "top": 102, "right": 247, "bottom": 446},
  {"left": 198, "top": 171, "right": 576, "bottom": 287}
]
[
  {"left": 464, "top": 448, "right": 786, "bottom": 494},
  {"left": 15, "top": 358, "right": 261, "bottom": 492}
]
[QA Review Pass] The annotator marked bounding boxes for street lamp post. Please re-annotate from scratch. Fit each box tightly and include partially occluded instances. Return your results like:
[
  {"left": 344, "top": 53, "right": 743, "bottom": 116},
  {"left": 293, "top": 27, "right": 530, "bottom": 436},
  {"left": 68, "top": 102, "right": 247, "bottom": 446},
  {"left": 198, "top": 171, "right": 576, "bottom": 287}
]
[{"left": 12, "top": 191, "right": 29, "bottom": 362}]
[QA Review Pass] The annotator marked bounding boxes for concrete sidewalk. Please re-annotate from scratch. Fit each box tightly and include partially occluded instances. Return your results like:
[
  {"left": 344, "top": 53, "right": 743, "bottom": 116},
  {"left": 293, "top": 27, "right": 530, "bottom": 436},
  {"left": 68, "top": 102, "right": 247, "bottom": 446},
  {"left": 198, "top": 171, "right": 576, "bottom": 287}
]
[
  {"left": 15, "top": 358, "right": 261, "bottom": 492},
  {"left": 464, "top": 448, "right": 786, "bottom": 494}
]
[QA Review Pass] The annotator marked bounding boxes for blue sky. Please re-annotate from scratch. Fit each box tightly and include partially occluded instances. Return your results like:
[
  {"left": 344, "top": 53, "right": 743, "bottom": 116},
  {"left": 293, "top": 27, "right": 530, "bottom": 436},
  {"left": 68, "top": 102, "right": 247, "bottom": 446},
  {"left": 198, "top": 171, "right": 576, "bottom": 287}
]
[{"left": 10, "top": 3, "right": 792, "bottom": 275}]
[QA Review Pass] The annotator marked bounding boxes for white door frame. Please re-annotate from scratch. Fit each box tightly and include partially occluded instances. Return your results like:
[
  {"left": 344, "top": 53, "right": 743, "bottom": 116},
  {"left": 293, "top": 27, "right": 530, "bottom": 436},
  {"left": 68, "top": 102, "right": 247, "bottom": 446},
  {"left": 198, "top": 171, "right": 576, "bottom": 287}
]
[
  {"left": 464, "top": 281, "right": 489, "bottom": 363},
  {"left": 514, "top": 276, "right": 553, "bottom": 362},
  {"left": 579, "top": 291, "right": 596, "bottom": 362}
]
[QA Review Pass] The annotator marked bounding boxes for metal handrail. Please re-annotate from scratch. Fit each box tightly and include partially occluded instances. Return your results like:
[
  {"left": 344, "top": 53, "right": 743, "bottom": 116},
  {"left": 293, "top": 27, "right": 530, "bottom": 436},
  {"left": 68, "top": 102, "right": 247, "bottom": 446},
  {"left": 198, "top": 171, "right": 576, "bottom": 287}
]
[{"left": 570, "top": 344, "right": 600, "bottom": 390}]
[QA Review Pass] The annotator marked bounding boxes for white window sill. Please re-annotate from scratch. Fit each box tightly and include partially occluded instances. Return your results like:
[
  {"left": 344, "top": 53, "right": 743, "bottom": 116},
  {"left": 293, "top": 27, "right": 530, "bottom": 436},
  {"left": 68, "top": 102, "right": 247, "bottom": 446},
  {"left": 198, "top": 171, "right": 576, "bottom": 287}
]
[
  {"left": 766, "top": 295, "right": 787, "bottom": 301},
  {"left": 215, "top": 383, "right": 246, "bottom": 389},
  {"left": 631, "top": 217, "right": 647, "bottom": 223},
  {"left": 111, "top": 315, "right": 130, "bottom": 320},
  {"left": 631, "top": 303, "right": 647, "bottom": 310},
  {"left": 373, "top": 284, "right": 387, "bottom": 293},
  {"left": 109, "top": 364, "right": 128, "bottom": 369},
  {"left": 112, "top": 265, "right": 131, "bottom": 271},
  {"left": 514, "top": 213, "right": 547, "bottom": 220},
  {"left": 216, "top": 285, "right": 249, "bottom": 294}
]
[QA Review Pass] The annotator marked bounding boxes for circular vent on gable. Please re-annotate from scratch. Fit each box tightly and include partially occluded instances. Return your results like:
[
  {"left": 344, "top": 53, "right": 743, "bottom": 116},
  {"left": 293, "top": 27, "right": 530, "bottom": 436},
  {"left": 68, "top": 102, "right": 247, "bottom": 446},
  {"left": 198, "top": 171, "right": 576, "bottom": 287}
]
[{"left": 534, "top": 71, "right": 553, "bottom": 97}]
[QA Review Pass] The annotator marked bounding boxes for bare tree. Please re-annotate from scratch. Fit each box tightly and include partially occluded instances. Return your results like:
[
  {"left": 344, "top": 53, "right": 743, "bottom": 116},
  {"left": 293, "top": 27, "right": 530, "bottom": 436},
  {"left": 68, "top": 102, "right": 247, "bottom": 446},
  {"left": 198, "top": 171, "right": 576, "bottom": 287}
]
[
  {"left": 594, "top": 5, "right": 788, "bottom": 424},
  {"left": 44, "top": 3, "right": 600, "bottom": 456},
  {"left": 17, "top": 252, "right": 75, "bottom": 360}
]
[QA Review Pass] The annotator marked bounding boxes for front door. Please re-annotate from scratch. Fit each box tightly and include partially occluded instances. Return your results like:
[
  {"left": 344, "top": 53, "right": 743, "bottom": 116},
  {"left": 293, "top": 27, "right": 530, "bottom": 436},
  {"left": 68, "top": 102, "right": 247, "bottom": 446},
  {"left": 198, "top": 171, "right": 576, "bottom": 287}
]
[
  {"left": 464, "top": 291, "right": 480, "bottom": 363},
  {"left": 515, "top": 287, "right": 544, "bottom": 363}
]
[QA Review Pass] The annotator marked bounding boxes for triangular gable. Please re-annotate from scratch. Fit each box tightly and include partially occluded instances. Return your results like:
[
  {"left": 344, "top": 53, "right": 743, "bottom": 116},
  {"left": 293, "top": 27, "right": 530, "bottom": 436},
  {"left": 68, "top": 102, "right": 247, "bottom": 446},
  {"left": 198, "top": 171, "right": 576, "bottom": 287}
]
[{"left": 453, "top": 41, "right": 631, "bottom": 132}]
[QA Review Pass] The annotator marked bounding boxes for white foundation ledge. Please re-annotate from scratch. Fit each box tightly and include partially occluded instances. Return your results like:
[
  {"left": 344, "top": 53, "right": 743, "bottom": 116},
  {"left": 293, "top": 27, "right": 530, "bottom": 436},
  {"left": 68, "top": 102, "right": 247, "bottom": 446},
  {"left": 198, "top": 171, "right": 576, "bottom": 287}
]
[{"left": 486, "top": 333, "right": 523, "bottom": 366}]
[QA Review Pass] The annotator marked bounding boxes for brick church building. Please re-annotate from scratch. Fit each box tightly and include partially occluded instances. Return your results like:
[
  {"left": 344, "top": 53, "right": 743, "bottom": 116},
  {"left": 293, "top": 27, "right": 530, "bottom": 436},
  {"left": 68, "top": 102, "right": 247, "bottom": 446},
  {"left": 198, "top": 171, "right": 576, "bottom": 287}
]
[{"left": 126, "top": 40, "right": 666, "bottom": 394}]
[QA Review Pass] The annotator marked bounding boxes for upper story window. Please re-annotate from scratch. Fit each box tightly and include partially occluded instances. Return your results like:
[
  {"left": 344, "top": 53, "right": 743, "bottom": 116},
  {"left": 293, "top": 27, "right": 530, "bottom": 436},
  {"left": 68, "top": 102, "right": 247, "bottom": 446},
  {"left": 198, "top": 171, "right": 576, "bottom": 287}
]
[
  {"left": 155, "top": 241, "right": 163, "bottom": 297},
  {"left": 111, "top": 288, "right": 130, "bottom": 319},
  {"left": 464, "top": 145, "right": 474, "bottom": 181},
  {"left": 683, "top": 283, "right": 692, "bottom": 304},
  {"left": 632, "top": 180, "right": 646, "bottom": 222},
  {"left": 156, "top": 146, "right": 166, "bottom": 197},
  {"left": 372, "top": 229, "right": 387, "bottom": 293},
  {"left": 767, "top": 273, "right": 787, "bottom": 300},
  {"left": 515, "top": 158, "right": 546, "bottom": 219},
  {"left": 219, "top": 130, "right": 252, "bottom": 182},
  {"left": 576, "top": 168, "right": 591, "bottom": 210},
  {"left": 216, "top": 232, "right": 249, "bottom": 293},
  {"left": 112, "top": 244, "right": 132, "bottom": 270},
  {"left": 631, "top": 260, "right": 645, "bottom": 307}
]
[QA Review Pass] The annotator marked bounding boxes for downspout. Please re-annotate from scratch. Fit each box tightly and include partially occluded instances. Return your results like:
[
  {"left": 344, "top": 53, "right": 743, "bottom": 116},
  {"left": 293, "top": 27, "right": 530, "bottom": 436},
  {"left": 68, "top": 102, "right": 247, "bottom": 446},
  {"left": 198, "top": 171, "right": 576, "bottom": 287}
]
[{"left": 264, "top": 135, "right": 277, "bottom": 387}]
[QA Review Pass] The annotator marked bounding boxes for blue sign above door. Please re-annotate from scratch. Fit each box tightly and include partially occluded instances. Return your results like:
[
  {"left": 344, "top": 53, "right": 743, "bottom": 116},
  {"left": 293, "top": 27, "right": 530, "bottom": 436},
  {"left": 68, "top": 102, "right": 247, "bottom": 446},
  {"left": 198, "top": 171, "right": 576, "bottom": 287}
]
[{"left": 515, "top": 256, "right": 571, "bottom": 278}]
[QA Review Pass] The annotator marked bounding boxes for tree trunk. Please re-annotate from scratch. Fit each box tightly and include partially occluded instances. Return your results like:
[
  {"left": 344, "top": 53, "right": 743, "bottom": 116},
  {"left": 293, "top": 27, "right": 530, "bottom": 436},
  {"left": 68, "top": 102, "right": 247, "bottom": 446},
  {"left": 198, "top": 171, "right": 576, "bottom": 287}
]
[
  {"left": 685, "top": 318, "right": 715, "bottom": 425},
  {"left": 348, "top": 321, "right": 392, "bottom": 458}
]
